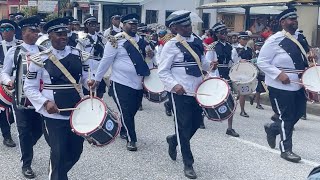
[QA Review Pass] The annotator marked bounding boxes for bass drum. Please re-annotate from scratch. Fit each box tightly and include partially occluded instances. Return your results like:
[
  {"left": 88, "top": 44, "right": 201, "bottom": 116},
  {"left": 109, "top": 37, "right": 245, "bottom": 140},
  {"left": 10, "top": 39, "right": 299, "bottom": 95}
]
[{"left": 36, "top": 34, "right": 51, "bottom": 49}]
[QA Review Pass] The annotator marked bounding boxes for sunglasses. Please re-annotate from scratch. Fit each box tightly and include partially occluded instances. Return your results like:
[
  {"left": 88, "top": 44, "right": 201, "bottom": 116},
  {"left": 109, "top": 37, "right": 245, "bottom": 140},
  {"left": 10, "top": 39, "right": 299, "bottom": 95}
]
[{"left": 0, "top": 27, "right": 14, "bottom": 32}]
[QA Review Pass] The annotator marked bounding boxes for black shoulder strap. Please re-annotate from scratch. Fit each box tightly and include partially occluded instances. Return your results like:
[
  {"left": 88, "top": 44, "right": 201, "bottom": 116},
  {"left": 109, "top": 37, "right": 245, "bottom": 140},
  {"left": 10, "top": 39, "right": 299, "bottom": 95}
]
[{"left": 13, "top": 46, "right": 21, "bottom": 67}]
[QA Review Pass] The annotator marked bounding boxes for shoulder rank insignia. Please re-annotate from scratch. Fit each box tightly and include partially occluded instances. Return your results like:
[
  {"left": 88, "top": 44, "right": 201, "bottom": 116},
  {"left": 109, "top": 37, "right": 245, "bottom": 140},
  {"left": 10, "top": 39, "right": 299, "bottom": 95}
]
[{"left": 107, "top": 33, "right": 124, "bottom": 48}]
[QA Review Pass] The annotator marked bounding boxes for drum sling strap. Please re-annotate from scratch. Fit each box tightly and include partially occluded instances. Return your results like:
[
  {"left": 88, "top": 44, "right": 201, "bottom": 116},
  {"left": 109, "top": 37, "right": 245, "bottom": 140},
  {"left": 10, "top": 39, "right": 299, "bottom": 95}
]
[
  {"left": 176, "top": 34, "right": 205, "bottom": 79},
  {"left": 122, "top": 32, "right": 144, "bottom": 58},
  {"left": 47, "top": 52, "right": 84, "bottom": 98},
  {"left": 282, "top": 30, "right": 307, "bottom": 58}
]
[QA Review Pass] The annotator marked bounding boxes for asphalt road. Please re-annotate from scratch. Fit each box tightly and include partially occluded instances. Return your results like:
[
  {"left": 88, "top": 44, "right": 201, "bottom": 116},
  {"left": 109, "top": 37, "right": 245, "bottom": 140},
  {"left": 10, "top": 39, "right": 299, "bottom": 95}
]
[{"left": 0, "top": 95, "right": 319, "bottom": 180}]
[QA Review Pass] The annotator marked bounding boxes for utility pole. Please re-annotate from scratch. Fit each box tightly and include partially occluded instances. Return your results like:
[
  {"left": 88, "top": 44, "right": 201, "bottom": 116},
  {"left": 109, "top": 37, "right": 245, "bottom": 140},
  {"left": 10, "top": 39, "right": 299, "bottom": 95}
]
[{"left": 197, "top": 0, "right": 205, "bottom": 35}]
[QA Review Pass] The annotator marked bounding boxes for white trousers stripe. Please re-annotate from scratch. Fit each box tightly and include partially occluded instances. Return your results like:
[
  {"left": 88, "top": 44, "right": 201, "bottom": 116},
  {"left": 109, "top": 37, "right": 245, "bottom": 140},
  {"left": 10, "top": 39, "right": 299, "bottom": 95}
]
[
  {"left": 274, "top": 98, "right": 286, "bottom": 152},
  {"left": 112, "top": 81, "right": 131, "bottom": 142},
  {"left": 171, "top": 93, "right": 181, "bottom": 154}
]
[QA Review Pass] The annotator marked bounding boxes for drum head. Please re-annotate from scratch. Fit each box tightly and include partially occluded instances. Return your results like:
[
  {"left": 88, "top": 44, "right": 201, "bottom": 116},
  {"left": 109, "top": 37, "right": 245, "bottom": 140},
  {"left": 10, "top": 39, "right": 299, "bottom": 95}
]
[
  {"left": 302, "top": 66, "right": 320, "bottom": 92},
  {"left": 196, "top": 78, "right": 230, "bottom": 107},
  {"left": 71, "top": 97, "right": 107, "bottom": 134},
  {"left": 229, "top": 62, "right": 258, "bottom": 83},
  {"left": 143, "top": 68, "right": 165, "bottom": 93}
]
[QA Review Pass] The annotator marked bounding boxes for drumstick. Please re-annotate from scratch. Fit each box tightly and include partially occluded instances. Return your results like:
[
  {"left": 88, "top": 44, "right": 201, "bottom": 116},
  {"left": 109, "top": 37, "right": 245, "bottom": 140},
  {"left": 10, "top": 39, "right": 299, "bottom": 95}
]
[
  {"left": 290, "top": 81, "right": 314, "bottom": 87},
  {"left": 88, "top": 68, "right": 93, "bottom": 110},
  {"left": 205, "top": 65, "right": 215, "bottom": 79},
  {"left": 186, "top": 91, "right": 212, "bottom": 96},
  {"left": 58, "top": 108, "right": 80, "bottom": 112}
]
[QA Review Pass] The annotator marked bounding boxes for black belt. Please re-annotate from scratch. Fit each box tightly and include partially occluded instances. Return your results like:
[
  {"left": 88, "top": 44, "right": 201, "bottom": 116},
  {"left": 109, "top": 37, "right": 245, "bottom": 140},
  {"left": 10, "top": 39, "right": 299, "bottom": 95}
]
[
  {"left": 172, "top": 62, "right": 197, "bottom": 68},
  {"left": 43, "top": 84, "right": 76, "bottom": 90}
]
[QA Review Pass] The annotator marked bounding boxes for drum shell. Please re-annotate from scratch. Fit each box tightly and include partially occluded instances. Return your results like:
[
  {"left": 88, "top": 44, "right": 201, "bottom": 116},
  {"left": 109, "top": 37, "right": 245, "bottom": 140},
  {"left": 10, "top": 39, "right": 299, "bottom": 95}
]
[
  {"left": 232, "top": 79, "right": 258, "bottom": 95},
  {"left": 70, "top": 97, "right": 121, "bottom": 147},
  {"left": 85, "top": 110, "right": 120, "bottom": 146},
  {"left": 0, "top": 86, "right": 13, "bottom": 108},
  {"left": 143, "top": 68, "right": 168, "bottom": 103},
  {"left": 203, "top": 94, "right": 236, "bottom": 121},
  {"left": 301, "top": 65, "right": 320, "bottom": 103}
]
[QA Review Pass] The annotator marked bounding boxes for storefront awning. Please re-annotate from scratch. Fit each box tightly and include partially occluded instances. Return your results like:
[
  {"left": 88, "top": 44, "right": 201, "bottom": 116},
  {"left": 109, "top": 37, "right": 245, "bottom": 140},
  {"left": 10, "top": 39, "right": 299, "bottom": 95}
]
[
  {"left": 92, "top": 0, "right": 153, "bottom": 5},
  {"left": 198, "top": 0, "right": 318, "bottom": 9}
]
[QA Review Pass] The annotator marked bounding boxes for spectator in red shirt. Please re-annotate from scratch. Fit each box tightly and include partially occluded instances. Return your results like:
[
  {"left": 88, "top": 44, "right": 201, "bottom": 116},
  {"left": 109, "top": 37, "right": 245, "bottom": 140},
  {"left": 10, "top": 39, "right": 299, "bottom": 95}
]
[
  {"left": 203, "top": 29, "right": 214, "bottom": 45},
  {"left": 260, "top": 26, "right": 273, "bottom": 39}
]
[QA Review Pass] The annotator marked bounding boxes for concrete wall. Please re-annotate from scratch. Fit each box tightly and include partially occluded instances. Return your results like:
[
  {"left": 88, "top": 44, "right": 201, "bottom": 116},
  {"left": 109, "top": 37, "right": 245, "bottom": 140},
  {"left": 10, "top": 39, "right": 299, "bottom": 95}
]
[
  {"left": 140, "top": 0, "right": 217, "bottom": 34},
  {"left": 296, "top": 6, "right": 318, "bottom": 46}
]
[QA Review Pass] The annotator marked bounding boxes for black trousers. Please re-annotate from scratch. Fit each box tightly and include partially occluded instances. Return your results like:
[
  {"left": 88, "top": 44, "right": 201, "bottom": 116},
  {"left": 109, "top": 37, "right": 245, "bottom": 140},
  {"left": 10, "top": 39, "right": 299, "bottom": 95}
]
[
  {"left": 268, "top": 87, "right": 306, "bottom": 152},
  {"left": 109, "top": 81, "right": 143, "bottom": 142},
  {"left": 171, "top": 94, "right": 203, "bottom": 166},
  {"left": 43, "top": 117, "right": 84, "bottom": 180},
  {"left": 0, "top": 109, "right": 11, "bottom": 139},
  {"left": 13, "top": 107, "right": 43, "bottom": 169}
]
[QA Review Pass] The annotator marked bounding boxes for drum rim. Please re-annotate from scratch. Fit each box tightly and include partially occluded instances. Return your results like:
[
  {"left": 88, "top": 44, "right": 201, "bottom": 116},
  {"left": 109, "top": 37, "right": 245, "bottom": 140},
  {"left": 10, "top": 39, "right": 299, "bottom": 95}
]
[
  {"left": 229, "top": 62, "right": 258, "bottom": 84},
  {"left": 205, "top": 100, "right": 237, "bottom": 121},
  {"left": 195, "top": 77, "right": 231, "bottom": 108},
  {"left": 70, "top": 96, "right": 107, "bottom": 135},
  {"left": 301, "top": 65, "right": 320, "bottom": 94},
  {"left": 142, "top": 68, "right": 166, "bottom": 93},
  {"left": 0, "top": 86, "right": 13, "bottom": 106}
]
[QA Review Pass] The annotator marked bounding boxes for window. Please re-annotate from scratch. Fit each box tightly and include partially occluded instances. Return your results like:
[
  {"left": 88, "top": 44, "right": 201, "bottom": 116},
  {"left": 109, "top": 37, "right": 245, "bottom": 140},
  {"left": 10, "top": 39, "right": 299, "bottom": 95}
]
[
  {"left": 9, "top": 5, "right": 19, "bottom": 14},
  {"left": 222, "top": 14, "right": 235, "bottom": 31},
  {"left": 165, "top": 10, "right": 174, "bottom": 19},
  {"left": 146, "top": 10, "right": 158, "bottom": 24},
  {"left": 202, "top": 13, "right": 210, "bottom": 29}
]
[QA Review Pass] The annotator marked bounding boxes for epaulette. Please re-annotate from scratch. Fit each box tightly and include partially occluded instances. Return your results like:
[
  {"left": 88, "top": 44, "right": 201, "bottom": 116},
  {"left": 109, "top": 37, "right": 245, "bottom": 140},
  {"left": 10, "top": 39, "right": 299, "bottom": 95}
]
[
  {"left": 29, "top": 51, "right": 48, "bottom": 67},
  {"left": 107, "top": 33, "right": 125, "bottom": 48},
  {"left": 70, "top": 47, "right": 90, "bottom": 62}
]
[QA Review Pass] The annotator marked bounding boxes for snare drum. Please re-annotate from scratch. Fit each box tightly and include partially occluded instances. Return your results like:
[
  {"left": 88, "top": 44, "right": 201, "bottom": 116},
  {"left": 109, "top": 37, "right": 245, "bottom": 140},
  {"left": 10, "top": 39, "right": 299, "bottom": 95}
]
[
  {"left": 0, "top": 85, "right": 13, "bottom": 108},
  {"left": 301, "top": 65, "right": 320, "bottom": 103},
  {"left": 70, "top": 97, "right": 121, "bottom": 146},
  {"left": 229, "top": 62, "right": 258, "bottom": 95},
  {"left": 196, "top": 78, "right": 236, "bottom": 121},
  {"left": 142, "top": 68, "right": 168, "bottom": 103}
]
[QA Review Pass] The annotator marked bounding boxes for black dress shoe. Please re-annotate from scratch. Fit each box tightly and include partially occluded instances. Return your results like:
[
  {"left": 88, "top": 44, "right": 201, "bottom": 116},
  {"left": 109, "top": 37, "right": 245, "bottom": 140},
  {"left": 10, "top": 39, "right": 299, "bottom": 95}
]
[
  {"left": 256, "top": 105, "right": 264, "bottom": 110},
  {"left": 249, "top": 96, "right": 254, "bottom": 105},
  {"left": 126, "top": 141, "right": 137, "bottom": 151},
  {"left": 166, "top": 135, "right": 177, "bottom": 160},
  {"left": 264, "top": 124, "right": 276, "bottom": 149},
  {"left": 240, "top": 111, "right": 249, "bottom": 118},
  {"left": 164, "top": 102, "right": 172, "bottom": 116},
  {"left": 271, "top": 114, "right": 280, "bottom": 122},
  {"left": 280, "top": 151, "right": 301, "bottom": 163},
  {"left": 184, "top": 165, "right": 197, "bottom": 179},
  {"left": 3, "top": 137, "right": 16, "bottom": 147},
  {"left": 226, "top": 128, "right": 240, "bottom": 137},
  {"left": 301, "top": 115, "right": 307, "bottom": 120},
  {"left": 22, "top": 167, "right": 36, "bottom": 179}
]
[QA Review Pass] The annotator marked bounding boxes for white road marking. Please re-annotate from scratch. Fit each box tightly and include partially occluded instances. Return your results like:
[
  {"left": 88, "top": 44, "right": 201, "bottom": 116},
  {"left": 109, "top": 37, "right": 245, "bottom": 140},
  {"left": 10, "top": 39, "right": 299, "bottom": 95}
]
[{"left": 232, "top": 137, "right": 320, "bottom": 167}]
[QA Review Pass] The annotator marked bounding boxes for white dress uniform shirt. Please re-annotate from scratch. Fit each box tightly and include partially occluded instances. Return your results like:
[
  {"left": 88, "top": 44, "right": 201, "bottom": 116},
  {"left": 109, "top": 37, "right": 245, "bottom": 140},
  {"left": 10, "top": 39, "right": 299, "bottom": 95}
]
[
  {"left": 94, "top": 33, "right": 144, "bottom": 90},
  {"left": 76, "top": 32, "right": 100, "bottom": 78},
  {"left": 257, "top": 31, "right": 303, "bottom": 91},
  {"left": 103, "top": 25, "right": 122, "bottom": 37},
  {"left": 1, "top": 42, "right": 40, "bottom": 85},
  {"left": 23, "top": 46, "right": 90, "bottom": 120},
  {"left": 158, "top": 34, "right": 210, "bottom": 96},
  {"left": 205, "top": 50, "right": 219, "bottom": 77}
]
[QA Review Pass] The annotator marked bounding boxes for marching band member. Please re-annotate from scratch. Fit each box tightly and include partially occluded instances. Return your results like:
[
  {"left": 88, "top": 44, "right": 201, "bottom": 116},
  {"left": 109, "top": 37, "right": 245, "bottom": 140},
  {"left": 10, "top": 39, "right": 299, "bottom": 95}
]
[
  {"left": 231, "top": 31, "right": 253, "bottom": 118},
  {"left": 158, "top": 11, "right": 215, "bottom": 179},
  {"left": 160, "top": 14, "right": 178, "bottom": 117},
  {"left": 104, "top": 14, "right": 122, "bottom": 37},
  {"left": 250, "top": 38, "right": 266, "bottom": 110},
  {"left": 0, "top": 19, "right": 20, "bottom": 147},
  {"left": 71, "top": 19, "right": 81, "bottom": 33},
  {"left": 65, "top": 16, "right": 78, "bottom": 47},
  {"left": 92, "top": 13, "right": 153, "bottom": 151},
  {"left": 258, "top": 8, "right": 311, "bottom": 163},
  {"left": 206, "top": 22, "right": 239, "bottom": 137},
  {"left": 38, "top": 19, "right": 47, "bottom": 37},
  {"left": 76, "top": 15, "right": 106, "bottom": 98},
  {"left": 1, "top": 16, "right": 44, "bottom": 179},
  {"left": 24, "top": 18, "right": 92, "bottom": 180}
]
